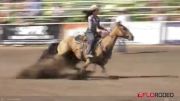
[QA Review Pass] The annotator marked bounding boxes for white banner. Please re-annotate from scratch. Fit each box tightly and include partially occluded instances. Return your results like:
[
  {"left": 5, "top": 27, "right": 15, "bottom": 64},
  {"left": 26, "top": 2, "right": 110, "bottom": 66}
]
[
  {"left": 123, "top": 22, "right": 162, "bottom": 44},
  {"left": 166, "top": 23, "right": 180, "bottom": 41}
]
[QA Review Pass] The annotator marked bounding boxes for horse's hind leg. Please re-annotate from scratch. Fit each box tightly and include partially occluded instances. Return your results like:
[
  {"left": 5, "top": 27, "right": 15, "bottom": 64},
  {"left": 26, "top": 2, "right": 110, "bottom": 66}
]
[
  {"left": 57, "top": 40, "right": 70, "bottom": 55},
  {"left": 38, "top": 42, "right": 59, "bottom": 61}
]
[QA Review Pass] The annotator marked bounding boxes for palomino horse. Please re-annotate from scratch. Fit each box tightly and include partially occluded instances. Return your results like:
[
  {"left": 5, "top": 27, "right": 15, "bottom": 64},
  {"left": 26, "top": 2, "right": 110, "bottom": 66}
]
[{"left": 56, "top": 22, "right": 134, "bottom": 74}]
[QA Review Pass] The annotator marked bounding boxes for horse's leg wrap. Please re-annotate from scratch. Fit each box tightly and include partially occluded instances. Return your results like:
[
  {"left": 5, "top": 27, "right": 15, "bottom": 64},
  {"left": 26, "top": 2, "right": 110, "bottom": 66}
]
[
  {"left": 100, "top": 66, "right": 109, "bottom": 77},
  {"left": 101, "top": 66, "right": 106, "bottom": 73},
  {"left": 92, "top": 64, "right": 97, "bottom": 72},
  {"left": 81, "top": 58, "right": 91, "bottom": 72}
]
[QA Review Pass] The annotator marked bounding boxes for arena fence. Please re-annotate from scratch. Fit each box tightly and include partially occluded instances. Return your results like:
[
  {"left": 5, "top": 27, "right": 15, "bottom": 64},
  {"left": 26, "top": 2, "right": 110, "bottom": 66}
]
[{"left": 0, "top": 1, "right": 180, "bottom": 45}]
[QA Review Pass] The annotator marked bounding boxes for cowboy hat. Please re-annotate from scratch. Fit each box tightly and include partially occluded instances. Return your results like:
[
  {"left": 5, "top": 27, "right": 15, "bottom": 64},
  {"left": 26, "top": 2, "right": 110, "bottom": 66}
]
[{"left": 89, "top": 4, "right": 99, "bottom": 11}]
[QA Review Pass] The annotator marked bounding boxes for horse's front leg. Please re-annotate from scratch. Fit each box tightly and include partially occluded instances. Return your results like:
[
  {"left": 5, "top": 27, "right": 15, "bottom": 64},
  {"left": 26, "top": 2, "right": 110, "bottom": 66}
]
[
  {"left": 92, "top": 64, "right": 97, "bottom": 72},
  {"left": 100, "top": 65, "right": 109, "bottom": 77},
  {"left": 81, "top": 58, "right": 91, "bottom": 73}
]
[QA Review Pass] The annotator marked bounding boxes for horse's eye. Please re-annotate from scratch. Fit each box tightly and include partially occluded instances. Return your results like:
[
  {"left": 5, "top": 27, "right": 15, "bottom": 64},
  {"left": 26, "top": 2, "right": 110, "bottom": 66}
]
[
  {"left": 120, "top": 27, "right": 125, "bottom": 30},
  {"left": 123, "top": 27, "right": 127, "bottom": 31}
]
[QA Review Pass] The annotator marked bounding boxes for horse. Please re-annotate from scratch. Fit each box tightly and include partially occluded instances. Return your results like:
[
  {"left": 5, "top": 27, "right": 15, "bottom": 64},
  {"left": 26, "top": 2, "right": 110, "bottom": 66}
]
[{"left": 55, "top": 22, "right": 134, "bottom": 75}]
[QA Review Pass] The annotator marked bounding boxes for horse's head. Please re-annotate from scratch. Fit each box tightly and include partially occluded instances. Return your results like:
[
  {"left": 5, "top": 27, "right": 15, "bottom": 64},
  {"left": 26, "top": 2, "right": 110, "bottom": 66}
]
[{"left": 114, "top": 22, "right": 134, "bottom": 41}]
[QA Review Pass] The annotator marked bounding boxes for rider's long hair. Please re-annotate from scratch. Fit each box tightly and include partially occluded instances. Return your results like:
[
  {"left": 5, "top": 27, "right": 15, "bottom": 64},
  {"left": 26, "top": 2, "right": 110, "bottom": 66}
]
[{"left": 82, "top": 10, "right": 96, "bottom": 20}]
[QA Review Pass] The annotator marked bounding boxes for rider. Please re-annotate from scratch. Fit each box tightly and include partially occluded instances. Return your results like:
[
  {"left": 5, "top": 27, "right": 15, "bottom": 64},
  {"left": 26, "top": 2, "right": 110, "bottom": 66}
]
[{"left": 83, "top": 5, "right": 109, "bottom": 58}]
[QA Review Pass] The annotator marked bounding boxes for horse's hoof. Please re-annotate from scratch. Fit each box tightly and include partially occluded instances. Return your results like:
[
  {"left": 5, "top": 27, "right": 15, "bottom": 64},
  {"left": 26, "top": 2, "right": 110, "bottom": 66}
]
[{"left": 101, "top": 70, "right": 106, "bottom": 73}]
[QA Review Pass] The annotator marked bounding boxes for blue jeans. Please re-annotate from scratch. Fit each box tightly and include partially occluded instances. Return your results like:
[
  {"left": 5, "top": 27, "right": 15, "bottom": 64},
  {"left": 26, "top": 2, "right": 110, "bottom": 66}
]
[{"left": 86, "top": 30, "right": 96, "bottom": 55}]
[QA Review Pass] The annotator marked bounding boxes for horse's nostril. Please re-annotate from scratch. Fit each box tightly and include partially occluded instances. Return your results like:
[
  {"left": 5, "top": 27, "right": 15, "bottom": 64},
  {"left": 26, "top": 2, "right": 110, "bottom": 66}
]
[
  {"left": 128, "top": 36, "right": 134, "bottom": 41},
  {"left": 131, "top": 36, "right": 134, "bottom": 41}
]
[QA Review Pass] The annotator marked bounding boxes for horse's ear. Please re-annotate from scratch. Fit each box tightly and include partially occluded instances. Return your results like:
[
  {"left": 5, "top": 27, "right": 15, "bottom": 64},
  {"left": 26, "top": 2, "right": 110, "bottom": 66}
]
[{"left": 116, "top": 21, "right": 121, "bottom": 26}]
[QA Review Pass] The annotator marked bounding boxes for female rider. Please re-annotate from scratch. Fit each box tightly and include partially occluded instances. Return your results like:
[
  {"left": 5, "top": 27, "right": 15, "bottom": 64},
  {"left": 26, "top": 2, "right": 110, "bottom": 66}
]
[{"left": 83, "top": 5, "right": 109, "bottom": 58}]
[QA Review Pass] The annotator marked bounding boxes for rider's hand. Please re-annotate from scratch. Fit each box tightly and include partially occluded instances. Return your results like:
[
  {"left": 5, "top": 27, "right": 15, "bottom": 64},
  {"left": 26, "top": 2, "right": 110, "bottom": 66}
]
[{"left": 104, "top": 29, "right": 110, "bottom": 33}]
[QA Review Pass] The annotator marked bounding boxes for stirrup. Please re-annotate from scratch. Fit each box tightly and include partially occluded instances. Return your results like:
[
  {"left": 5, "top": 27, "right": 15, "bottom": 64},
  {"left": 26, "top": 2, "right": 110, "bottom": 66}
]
[{"left": 86, "top": 54, "right": 93, "bottom": 58}]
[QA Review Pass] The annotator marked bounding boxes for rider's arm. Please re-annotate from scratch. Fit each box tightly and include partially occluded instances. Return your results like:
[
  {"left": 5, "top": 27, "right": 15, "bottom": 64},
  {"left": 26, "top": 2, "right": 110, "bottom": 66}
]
[
  {"left": 88, "top": 16, "right": 93, "bottom": 31},
  {"left": 98, "top": 24, "right": 109, "bottom": 32},
  {"left": 97, "top": 17, "right": 109, "bottom": 31},
  {"left": 88, "top": 16, "right": 108, "bottom": 32},
  {"left": 98, "top": 24, "right": 106, "bottom": 30}
]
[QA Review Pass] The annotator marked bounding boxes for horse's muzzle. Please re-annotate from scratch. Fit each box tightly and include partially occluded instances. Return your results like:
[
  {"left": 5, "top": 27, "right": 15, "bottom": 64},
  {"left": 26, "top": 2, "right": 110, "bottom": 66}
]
[{"left": 128, "top": 35, "right": 134, "bottom": 41}]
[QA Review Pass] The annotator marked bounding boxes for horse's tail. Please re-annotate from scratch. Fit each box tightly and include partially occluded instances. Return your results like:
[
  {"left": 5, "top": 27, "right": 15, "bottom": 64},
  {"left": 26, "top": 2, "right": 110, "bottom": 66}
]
[{"left": 38, "top": 42, "right": 59, "bottom": 61}]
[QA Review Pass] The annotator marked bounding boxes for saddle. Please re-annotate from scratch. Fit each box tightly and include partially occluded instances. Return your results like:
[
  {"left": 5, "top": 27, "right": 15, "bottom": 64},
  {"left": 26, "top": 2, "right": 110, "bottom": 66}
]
[
  {"left": 74, "top": 35, "right": 87, "bottom": 43},
  {"left": 74, "top": 34, "right": 104, "bottom": 57}
]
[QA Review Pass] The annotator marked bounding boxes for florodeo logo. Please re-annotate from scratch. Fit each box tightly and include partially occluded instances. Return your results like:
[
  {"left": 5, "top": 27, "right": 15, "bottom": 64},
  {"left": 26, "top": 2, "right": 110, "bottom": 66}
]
[{"left": 137, "top": 92, "right": 174, "bottom": 98}]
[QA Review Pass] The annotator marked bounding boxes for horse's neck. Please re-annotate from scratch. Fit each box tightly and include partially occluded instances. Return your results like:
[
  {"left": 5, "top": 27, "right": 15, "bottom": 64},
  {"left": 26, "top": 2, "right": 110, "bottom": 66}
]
[
  {"left": 105, "top": 36, "right": 117, "bottom": 50},
  {"left": 102, "top": 28, "right": 118, "bottom": 51},
  {"left": 106, "top": 26, "right": 118, "bottom": 46},
  {"left": 109, "top": 26, "right": 119, "bottom": 37},
  {"left": 95, "top": 32, "right": 117, "bottom": 60}
]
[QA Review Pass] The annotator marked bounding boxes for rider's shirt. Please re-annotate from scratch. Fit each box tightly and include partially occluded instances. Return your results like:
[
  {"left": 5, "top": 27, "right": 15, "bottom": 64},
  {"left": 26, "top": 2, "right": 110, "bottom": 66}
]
[{"left": 87, "top": 15, "right": 100, "bottom": 35}]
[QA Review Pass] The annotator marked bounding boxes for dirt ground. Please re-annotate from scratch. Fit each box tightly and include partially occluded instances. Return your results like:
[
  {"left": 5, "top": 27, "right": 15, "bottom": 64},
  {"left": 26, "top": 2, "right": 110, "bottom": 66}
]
[{"left": 0, "top": 45, "right": 180, "bottom": 101}]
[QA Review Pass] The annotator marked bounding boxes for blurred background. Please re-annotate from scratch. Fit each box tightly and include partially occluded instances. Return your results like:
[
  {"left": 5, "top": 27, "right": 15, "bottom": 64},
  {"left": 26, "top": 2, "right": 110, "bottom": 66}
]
[{"left": 0, "top": 0, "right": 180, "bottom": 45}]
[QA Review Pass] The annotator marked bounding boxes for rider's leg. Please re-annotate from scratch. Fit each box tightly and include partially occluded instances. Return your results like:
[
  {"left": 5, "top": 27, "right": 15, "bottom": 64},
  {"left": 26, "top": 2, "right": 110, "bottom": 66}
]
[
  {"left": 86, "top": 33, "right": 95, "bottom": 57},
  {"left": 91, "top": 37, "right": 99, "bottom": 54}
]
